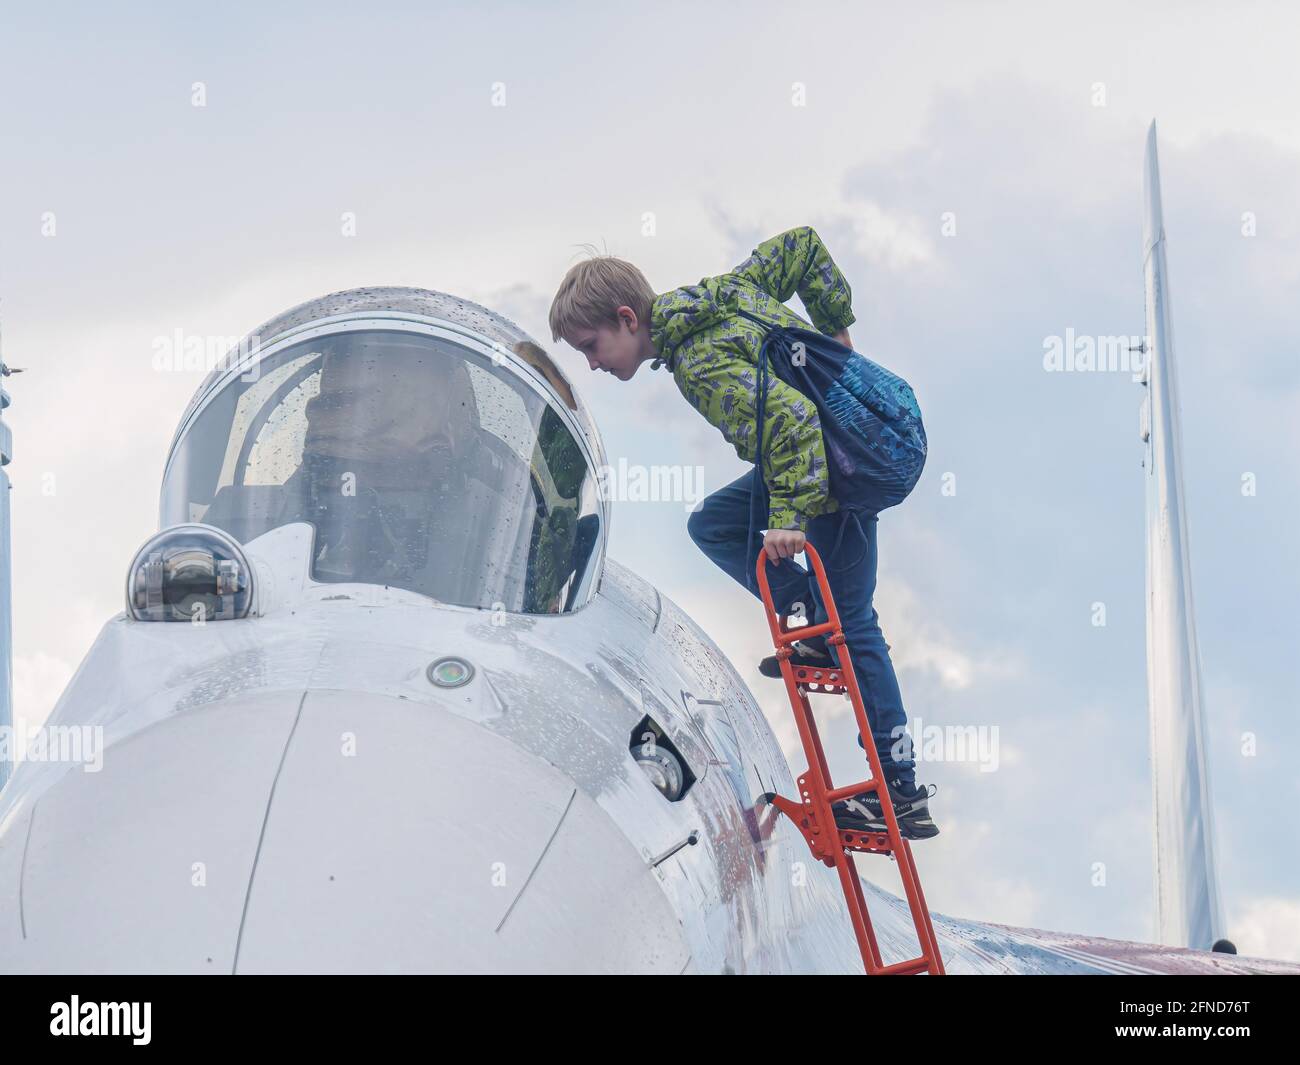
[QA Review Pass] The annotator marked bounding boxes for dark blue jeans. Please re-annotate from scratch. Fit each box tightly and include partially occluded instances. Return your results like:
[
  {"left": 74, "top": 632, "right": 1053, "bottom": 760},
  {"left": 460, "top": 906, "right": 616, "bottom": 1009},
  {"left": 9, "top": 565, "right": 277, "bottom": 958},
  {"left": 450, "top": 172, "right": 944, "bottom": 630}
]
[{"left": 686, "top": 469, "right": 915, "bottom": 786}]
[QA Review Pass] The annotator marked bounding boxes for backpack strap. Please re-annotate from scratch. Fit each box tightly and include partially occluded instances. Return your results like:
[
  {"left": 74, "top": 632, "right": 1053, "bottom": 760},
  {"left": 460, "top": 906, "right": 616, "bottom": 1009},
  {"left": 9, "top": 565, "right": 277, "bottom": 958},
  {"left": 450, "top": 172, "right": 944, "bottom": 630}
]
[
  {"left": 734, "top": 307, "right": 780, "bottom": 333},
  {"left": 736, "top": 308, "right": 793, "bottom": 587}
]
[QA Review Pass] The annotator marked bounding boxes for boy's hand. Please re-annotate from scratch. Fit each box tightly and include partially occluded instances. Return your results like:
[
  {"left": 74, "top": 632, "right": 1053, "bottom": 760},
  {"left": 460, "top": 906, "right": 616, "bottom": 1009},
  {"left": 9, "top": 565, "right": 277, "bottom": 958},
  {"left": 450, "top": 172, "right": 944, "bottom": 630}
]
[
  {"left": 832, "top": 328, "right": 852, "bottom": 349},
  {"left": 763, "top": 528, "right": 806, "bottom": 562}
]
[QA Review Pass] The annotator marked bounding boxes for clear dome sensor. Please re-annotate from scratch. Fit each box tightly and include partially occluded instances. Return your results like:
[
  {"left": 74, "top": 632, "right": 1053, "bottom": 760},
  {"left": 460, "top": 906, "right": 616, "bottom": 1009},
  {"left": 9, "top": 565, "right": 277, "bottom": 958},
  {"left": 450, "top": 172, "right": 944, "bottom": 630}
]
[
  {"left": 427, "top": 657, "right": 474, "bottom": 688},
  {"left": 126, "top": 524, "right": 253, "bottom": 622}
]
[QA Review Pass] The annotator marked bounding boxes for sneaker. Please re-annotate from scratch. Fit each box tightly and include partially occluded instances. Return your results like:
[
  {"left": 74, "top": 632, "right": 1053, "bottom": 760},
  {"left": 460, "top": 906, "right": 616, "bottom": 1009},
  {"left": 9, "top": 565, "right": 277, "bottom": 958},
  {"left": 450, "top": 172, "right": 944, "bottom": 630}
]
[
  {"left": 833, "top": 777, "right": 940, "bottom": 840},
  {"left": 759, "top": 637, "right": 834, "bottom": 678}
]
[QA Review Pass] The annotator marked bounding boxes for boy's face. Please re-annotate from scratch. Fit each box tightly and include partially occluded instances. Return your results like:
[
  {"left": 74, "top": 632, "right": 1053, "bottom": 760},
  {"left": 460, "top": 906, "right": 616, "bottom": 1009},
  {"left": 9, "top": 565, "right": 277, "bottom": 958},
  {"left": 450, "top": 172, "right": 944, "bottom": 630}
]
[{"left": 564, "top": 307, "right": 646, "bottom": 382}]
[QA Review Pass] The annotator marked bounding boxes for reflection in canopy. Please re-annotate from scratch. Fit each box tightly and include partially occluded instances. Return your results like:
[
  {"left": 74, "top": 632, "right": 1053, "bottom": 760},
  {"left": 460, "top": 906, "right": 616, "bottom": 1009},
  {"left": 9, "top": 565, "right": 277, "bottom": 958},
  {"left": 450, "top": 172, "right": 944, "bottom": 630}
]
[{"left": 161, "top": 329, "right": 602, "bottom": 613}]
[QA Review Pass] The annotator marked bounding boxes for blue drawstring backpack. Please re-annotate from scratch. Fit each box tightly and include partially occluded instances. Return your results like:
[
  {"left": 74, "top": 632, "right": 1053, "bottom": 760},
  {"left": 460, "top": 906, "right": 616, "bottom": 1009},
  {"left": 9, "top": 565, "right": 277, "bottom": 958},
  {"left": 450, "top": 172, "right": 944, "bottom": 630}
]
[{"left": 739, "top": 307, "right": 927, "bottom": 592}]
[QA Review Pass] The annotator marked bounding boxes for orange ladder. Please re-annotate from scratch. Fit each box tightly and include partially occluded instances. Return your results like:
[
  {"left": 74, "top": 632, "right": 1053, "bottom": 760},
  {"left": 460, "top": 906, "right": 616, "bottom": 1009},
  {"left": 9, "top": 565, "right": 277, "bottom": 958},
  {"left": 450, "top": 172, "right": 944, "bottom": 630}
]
[{"left": 756, "top": 542, "right": 945, "bottom": 975}]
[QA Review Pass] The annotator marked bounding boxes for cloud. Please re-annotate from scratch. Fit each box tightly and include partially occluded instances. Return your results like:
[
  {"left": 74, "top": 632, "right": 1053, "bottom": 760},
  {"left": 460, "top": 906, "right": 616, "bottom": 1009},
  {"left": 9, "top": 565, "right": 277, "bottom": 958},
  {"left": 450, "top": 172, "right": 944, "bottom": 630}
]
[
  {"left": 859, "top": 812, "right": 1045, "bottom": 926},
  {"left": 667, "top": 561, "right": 1020, "bottom": 769},
  {"left": 1229, "top": 897, "right": 1300, "bottom": 962},
  {"left": 842, "top": 199, "right": 938, "bottom": 272},
  {"left": 5, "top": 14, "right": 1297, "bottom": 954},
  {"left": 873, "top": 574, "right": 1024, "bottom": 692},
  {"left": 12, "top": 650, "right": 76, "bottom": 732}
]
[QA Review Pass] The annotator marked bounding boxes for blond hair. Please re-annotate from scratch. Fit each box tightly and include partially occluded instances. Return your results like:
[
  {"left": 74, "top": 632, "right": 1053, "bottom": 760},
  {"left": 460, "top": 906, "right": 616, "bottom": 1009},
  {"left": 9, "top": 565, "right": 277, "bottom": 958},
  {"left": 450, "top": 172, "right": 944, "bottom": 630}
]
[{"left": 549, "top": 246, "right": 655, "bottom": 342}]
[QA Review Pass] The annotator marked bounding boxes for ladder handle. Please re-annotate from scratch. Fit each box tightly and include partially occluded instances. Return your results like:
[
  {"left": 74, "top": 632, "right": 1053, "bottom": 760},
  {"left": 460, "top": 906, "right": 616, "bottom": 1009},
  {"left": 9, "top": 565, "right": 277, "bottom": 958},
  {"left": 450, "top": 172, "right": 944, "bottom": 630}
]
[{"left": 754, "top": 541, "right": 844, "bottom": 648}]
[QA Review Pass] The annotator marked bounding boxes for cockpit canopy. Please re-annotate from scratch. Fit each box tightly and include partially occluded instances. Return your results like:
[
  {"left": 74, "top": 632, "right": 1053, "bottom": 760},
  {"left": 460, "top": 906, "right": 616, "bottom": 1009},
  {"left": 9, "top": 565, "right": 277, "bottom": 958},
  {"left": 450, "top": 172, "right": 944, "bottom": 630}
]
[{"left": 160, "top": 291, "right": 606, "bottom": 614}]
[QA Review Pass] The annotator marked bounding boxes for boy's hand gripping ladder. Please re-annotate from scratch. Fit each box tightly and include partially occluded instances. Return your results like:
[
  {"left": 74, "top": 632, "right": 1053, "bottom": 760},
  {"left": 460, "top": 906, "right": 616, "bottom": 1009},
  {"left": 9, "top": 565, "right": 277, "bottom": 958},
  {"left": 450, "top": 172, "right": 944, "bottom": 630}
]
[{"left": 756, "top": 542, "right": 945, "bottom": 975}]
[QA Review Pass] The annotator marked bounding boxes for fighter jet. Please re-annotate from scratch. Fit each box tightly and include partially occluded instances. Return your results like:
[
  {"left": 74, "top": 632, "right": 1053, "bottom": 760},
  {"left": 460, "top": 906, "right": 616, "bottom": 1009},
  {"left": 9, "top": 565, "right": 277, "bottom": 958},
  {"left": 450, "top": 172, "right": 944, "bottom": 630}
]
[{"left": 0, "top": 132, "right": 1294, "bottom": 974}]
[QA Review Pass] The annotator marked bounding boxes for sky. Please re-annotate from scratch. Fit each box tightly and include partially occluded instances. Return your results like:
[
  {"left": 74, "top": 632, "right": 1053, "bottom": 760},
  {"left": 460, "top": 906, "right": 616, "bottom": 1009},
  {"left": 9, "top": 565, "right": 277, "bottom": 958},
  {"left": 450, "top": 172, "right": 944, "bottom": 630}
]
[{"left": 1, "top": 1, "right": 1297, "bottom": 959}]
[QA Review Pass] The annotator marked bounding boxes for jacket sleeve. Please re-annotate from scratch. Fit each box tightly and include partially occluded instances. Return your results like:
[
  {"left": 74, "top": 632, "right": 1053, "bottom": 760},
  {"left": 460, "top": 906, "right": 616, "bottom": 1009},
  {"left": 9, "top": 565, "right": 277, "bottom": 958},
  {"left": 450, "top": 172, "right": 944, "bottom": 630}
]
[
  {"left": 674, "top": 339, "right": 836, "bottom": 533},
  {"left": 731, "top": 226, "right": 856, "bottom": 335}
]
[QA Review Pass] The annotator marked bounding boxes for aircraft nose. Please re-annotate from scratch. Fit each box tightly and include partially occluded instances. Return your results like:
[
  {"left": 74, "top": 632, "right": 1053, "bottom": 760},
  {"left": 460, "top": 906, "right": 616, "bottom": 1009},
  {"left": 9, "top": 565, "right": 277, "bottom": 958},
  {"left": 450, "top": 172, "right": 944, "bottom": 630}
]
[{"left": 0, "top": 689, "right": 690, "bottom": 974}]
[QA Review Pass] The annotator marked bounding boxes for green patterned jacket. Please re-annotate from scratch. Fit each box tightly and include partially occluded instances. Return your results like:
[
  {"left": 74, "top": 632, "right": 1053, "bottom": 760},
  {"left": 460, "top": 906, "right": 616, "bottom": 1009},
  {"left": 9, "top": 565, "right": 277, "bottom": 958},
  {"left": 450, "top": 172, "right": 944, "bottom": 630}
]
[{"left": 648, "top": 226, "right": 856, "bottom": 532}]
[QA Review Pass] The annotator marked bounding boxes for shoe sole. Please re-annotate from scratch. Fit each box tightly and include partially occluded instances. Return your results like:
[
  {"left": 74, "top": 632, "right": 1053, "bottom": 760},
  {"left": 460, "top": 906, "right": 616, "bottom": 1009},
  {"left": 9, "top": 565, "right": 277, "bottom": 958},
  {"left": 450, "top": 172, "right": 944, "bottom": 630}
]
[
  {"left": 834, "top": 806, "right": 938, "bottom": 840},
  {"left": 900, "top": 819, "right": 940, "bottom": 840}
]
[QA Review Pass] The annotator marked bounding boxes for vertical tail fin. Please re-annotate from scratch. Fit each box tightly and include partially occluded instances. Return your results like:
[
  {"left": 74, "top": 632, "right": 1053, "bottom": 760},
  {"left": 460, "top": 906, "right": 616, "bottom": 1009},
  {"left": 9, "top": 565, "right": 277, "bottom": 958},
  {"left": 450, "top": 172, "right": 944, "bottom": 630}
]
[
  {"left": 0, "top": 319, "right": 14, "bottom": 792},
  {"left": 1140, "top": 120, "right": 1228, "bottom": 950}
]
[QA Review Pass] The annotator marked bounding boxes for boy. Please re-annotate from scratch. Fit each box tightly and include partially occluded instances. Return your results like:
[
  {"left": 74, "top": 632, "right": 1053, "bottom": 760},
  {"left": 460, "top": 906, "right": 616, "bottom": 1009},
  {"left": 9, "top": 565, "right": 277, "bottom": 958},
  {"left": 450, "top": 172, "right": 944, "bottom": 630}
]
[{"left": 549, "top": 226, "right": 937, "bottom": 839}]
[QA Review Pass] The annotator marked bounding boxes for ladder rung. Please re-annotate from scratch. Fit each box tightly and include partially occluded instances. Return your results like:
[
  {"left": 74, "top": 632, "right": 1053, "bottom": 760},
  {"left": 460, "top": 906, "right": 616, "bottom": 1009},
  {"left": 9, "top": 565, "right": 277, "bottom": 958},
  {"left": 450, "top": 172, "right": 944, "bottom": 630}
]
[
  {"left": 840, "top": 831, "right": 892, "bottom": 855},
  {"left": 875, "top": 956, "right": 933, "bottom": 976},
  {"left": 793, "top": 668, "right": 844, "bottom": 686},
  {"left": 826, "top": 780, "right": 879, "bottom": 802},
  {"left": 775, "top": 619, "right": 836, "bottom": 644}
]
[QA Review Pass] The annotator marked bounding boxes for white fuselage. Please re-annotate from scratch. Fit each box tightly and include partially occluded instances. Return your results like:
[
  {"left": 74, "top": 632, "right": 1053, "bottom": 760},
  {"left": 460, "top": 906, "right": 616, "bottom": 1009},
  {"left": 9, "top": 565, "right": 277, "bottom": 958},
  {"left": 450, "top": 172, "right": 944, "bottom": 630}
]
[{"left": 1, "top": 522, "right": 1289, "bottom": 974}]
